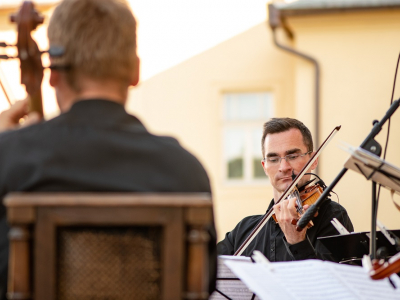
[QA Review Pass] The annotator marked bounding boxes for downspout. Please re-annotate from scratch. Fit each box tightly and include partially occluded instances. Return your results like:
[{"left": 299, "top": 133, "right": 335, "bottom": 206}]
[{"left": 268, "top": 4, "right": 321, "bottom": 174}]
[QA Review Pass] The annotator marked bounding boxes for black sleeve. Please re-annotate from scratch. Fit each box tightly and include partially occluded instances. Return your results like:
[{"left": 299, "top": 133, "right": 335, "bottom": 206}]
[
  {"left": 217, "top": 216, "right": 263, "bottom": 256},
  {"left": 217, "top": 231, "right": 236, "bottom": 256}
]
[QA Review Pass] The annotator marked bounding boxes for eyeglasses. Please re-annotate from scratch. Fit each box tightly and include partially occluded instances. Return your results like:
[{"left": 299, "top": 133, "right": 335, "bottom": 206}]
[{"left": 262, "top": 151, "right": 312, "bottom": 166}]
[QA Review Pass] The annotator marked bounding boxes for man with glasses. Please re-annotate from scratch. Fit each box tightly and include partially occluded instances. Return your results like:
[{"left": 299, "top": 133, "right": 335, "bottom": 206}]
[{"left": 217, "top": 118, "right": 353, "bottom": 261}]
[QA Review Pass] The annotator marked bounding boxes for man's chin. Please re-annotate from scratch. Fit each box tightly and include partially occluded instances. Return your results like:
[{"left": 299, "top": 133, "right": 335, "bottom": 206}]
[{"left": 277, "top": 181, "right": 291, "bottom": 194}]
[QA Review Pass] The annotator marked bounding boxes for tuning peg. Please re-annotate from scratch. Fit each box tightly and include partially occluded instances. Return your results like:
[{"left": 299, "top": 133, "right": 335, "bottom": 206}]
[
  {"left": 0, "top": 42, "right": 13, "bottom": 48},
  {"left": 376, "top": 247, "right": 388, "bottom": 260},
  {"left": 0, "top": 55, "right": 17, "bottom": 60}
]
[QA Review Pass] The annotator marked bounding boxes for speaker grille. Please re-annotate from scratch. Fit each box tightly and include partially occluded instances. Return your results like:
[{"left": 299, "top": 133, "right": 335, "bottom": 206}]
[{"left": 57, "top": 227, "right": 162, "bottom": 300}]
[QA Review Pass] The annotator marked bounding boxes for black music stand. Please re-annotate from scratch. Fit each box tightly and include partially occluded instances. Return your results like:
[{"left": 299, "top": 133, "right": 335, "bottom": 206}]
[
  {"left": 343, "top": 145, "right": 400, "bottom": 193},
  {"left": 318, "top": 230, "right": 400, "bottom": 265},
  {"left": 342, "top": 145, "right": 400, "bottom": 258}
]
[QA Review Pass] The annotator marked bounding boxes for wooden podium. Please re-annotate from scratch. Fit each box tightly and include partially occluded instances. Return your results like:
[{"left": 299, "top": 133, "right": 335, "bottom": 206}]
[{"left": 5, "top": 193, "right": 213, "bottom": 300}]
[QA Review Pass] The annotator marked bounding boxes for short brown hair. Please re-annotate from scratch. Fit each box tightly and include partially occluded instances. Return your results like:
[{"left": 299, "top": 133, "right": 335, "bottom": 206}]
[
  {"left": 48, "top": 0, "right": 137, "bottom": 92},
  {"left": 261, "top": 118, "right": 313, "bottom": 156}
]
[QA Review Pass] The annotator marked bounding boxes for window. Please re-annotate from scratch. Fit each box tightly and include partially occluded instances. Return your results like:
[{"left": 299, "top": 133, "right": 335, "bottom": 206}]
[{"left": 223, "top": 92, "right": 273, "bottom": 183}]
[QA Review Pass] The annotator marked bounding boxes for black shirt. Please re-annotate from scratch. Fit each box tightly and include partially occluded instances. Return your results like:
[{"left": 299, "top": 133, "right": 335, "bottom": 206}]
[{"left": 217, "top": 197, "right": 353, "bottom": 261}]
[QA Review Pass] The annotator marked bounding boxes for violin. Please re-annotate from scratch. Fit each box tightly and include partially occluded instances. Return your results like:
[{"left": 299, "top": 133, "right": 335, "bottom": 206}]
[
  {"left": 0, "top": 1, "right": 44, "bottom": 117},
  {"left": 369, "top": 251, "right": 400, "bottom": 280},
  {"left": 271, "top": 175, "right": 324, "bottom": 229}
]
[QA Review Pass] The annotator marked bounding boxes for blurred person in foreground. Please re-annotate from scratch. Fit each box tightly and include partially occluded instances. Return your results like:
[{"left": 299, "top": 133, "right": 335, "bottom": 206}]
[
  {"left": 0, "top": 0, "right": 216, "bottom": 297},
  {"left": 218, "top": 118, "right": 353, "bottom": 261}
]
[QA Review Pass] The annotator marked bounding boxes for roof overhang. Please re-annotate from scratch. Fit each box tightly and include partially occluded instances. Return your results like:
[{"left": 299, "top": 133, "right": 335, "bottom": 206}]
[{"left": 272, "top": 0, "right": 400, "bottom": 17}]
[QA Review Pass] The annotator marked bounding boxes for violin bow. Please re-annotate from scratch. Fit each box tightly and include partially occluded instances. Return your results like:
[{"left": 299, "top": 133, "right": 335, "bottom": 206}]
[{"left": 234, "top": 125, "right": 341, "bottom": 256}]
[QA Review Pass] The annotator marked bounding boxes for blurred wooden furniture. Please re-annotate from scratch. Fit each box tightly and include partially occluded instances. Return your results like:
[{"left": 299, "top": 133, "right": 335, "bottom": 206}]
[{"left": 5, "top": 193, "right": 213, "bottom": 300}]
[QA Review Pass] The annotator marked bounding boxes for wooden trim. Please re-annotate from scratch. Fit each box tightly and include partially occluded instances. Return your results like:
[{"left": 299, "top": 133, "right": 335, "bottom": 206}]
[
  {"left": 7, "top": 207, "right": 36, "bottom": 224},
  {"left": 162, "top": 208, "right": 184, "bottom": 299},
  {"left": 185, "top": 226, "right": 210, "bottom": 300},
  {"left": 35, "top": 209, "right": 56, "bottom": 300},
  {"left": 4, "top": 193, "right": 212, "bottom": 207},
  {"left": 7, "top": 226, "right": 32, "bottom": 300}
]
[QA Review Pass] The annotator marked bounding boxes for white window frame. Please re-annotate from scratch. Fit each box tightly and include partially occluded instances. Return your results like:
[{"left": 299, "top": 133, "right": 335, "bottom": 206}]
[{"left": 222, "top": 92, "right": 274, "bottom": 185}]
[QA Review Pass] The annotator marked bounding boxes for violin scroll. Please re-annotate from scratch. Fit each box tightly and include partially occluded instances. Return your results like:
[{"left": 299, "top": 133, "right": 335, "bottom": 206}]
[{"left": 369, "top": 251, "right": 400, "bottom": 280}]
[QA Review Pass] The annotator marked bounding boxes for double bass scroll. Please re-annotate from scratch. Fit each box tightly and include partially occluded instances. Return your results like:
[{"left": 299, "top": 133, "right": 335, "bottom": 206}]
[{"left": 0, "top": 1, "right": 44, "bottom": 117}]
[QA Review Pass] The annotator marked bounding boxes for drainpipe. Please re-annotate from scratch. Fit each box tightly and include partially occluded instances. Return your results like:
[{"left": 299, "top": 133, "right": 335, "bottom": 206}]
[{"left": 268, "top": 4, "right": 321, "bottom": 175}]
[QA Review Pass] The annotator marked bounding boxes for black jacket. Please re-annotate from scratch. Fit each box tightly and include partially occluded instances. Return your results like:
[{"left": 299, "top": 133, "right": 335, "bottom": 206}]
[{"left": 0, "top": 99, "right": 216, "bottom": 296}]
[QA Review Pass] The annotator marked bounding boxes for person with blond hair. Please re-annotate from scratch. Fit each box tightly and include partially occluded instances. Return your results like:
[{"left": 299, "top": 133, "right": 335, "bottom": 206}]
[{"left": 0, "top": 0, "right": 216, "bottom": 297}]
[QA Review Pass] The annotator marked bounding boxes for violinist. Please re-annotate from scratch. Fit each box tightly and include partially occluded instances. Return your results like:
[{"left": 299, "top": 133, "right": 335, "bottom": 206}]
[
  {"left": 0, "top": 0, "right": 216, "bottom": 297},
  {"left": 218, "top": 118, "right": 354, "bottom": 261}
]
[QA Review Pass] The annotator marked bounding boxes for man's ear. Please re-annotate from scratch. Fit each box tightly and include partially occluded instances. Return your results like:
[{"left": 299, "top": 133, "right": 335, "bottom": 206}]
[
  {"left": 261, "top": 160, "right": 269, "bottom": 177},
  {"left": 130, "top": 56, "right": 140, "bottom": 87},
  {"left": 310, "top": 155, "right": 319, "bottom": 171}
]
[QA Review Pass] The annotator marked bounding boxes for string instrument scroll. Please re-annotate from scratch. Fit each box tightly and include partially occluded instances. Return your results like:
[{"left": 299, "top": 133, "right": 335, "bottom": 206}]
[
  {"left": 234, "top": 125, "right": 341, "bottom": 256},
  {"left": 369, "top": 251, "right": 400, "bottom": 280},
  {"left": 0, "top": 1, "right": 44, "bottom": 118}
]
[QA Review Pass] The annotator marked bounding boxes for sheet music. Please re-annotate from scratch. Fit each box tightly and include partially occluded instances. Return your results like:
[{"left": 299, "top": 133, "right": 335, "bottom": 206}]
[
  {"left": 224, "top": 258, "right": 400, "bottom": 300},
  {"left": 328, "top": 262, "right": 400, "bottom": 300},
  {"left": 209, "top": 256, "right": 260, "bottom": 300}
]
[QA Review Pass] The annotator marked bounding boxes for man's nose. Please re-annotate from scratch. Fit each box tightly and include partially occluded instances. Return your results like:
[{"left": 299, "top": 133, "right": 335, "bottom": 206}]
[{"left": 278, "top": 157, "right": 292, "bottom": 172}]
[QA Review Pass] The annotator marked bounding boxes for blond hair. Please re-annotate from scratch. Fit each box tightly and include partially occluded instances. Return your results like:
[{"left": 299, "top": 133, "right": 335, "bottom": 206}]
[{"left": 48, "top": 0, "right": 137, "bottom": 92}]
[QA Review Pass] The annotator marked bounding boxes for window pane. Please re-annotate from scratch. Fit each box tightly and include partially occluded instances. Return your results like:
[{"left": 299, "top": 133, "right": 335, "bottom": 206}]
[
  {"left": 253, "top": 158, "right": 265, "bottom": 178},
  {"left": 229, "top": 157, "right": 243, "bottom": 178},
  {"left": 259, "top": 93, "right": 273, "bottom": 120},
  {"left": 224, "top": 92, "right": 273, "bottom": 121},
  {"left": 225, "top": 129, "right": 245, "bottom": 179},
  {"left": 237, "top": 94, "right": 258, "bottom": 120},
  {"left": 252, "top": 129, "right": 265, "bottom": 178}
]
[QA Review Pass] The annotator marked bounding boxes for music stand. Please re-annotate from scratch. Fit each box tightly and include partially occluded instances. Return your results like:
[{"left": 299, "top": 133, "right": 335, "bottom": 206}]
[
  {"left": 318, "top": 230, "right": 400, "bottom": 264},
  {"left": 343, "top": 145, "right": 400, "bottom": 259},
  {"left": 343, "top": 145, "right": 400, "bottom": 193}
]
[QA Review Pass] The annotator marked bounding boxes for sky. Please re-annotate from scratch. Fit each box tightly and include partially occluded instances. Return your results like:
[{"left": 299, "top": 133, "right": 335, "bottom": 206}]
[{"left": 129, "top": 0, "right": 270, "bottom": 80}]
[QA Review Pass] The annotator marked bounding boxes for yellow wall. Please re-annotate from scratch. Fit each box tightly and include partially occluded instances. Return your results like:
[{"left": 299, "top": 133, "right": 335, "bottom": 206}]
[
  {"left": 285, "top": 9, "right": 400, "bottom": 232},
  {"left": 129, "top": 8, "right": 400, "bottom": 240},
  {"left": 127, "top": 24, "right": 296, "bottom": 240}
]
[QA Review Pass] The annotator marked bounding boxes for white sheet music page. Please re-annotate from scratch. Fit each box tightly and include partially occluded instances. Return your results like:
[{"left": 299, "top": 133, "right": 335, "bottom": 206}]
[{"left": 224, "top": 258, "right": 400, "bottom": 300}]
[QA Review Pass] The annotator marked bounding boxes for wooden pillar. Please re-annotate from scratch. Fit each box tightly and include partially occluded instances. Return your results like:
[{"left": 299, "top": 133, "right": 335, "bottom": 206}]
[
  {"left": 184, "top": 207, "right": 212, "bottom": 300},
  {"left": 7, "top": 226, "right": 31, "bottom": 300}
]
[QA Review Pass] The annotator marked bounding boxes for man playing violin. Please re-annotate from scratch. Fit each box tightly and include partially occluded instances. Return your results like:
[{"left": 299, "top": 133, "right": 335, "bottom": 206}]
[
  {"left": 218, "top": 118, "right": 353, "bottom": 260},
  {"left": 0, "top": 0, "right": 216, "bottom": 297}
]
